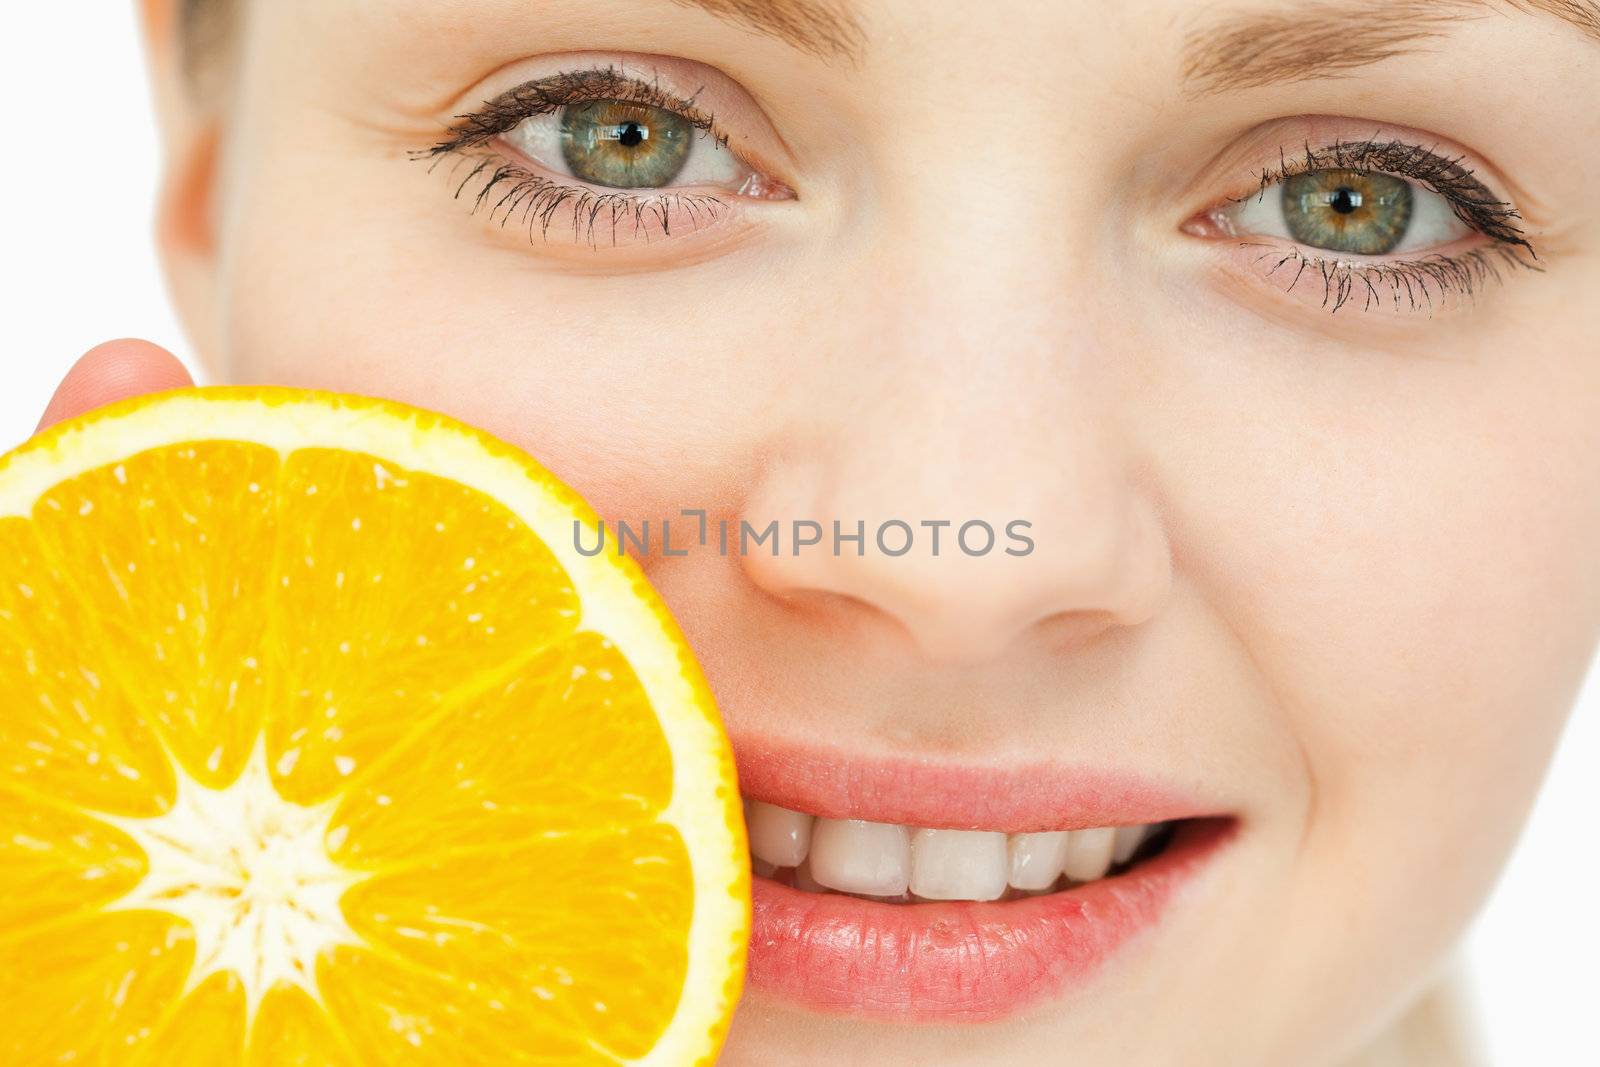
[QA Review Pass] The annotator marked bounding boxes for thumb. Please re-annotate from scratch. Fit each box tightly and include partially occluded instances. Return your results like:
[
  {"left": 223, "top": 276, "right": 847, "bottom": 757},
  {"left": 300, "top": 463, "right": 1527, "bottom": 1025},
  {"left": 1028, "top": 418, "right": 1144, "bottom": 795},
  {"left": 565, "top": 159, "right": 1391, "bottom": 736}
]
[{"left": 36, "top": 339, "right": 195, "bottom": 434}]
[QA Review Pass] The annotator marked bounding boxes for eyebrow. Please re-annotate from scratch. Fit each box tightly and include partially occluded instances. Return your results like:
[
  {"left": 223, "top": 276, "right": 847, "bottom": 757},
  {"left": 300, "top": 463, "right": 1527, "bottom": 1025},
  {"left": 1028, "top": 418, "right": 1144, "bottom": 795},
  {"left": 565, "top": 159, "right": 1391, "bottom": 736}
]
[
  {"left": 1183, "top": 0, "right": 1600, "bottom": 94},
  {"left": 668, "top": 0, "right": 866, "bottom": 61}
]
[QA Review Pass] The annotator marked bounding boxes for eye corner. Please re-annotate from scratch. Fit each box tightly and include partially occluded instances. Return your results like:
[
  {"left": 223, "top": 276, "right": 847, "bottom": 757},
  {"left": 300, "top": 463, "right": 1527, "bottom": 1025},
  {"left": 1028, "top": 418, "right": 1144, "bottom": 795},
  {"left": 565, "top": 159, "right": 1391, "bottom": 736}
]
[{"left": 1179, "top": 209, "right": 1232, "bottom": 240}]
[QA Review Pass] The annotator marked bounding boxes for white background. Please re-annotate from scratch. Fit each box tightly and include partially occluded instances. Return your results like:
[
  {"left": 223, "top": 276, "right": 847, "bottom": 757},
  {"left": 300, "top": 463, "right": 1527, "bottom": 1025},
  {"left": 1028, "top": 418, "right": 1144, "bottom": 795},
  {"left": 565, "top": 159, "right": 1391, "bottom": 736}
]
[{"left": 2, "top": 7, "right": 1595, "bottom": 1064}]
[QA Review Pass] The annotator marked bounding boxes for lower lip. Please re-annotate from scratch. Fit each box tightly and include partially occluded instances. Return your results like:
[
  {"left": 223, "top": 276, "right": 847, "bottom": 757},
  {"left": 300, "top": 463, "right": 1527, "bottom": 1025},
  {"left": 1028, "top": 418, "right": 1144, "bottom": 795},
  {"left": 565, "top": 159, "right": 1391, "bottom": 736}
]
[{"left": 744, "top": 817, "right": 1234, "bottom": 1022}]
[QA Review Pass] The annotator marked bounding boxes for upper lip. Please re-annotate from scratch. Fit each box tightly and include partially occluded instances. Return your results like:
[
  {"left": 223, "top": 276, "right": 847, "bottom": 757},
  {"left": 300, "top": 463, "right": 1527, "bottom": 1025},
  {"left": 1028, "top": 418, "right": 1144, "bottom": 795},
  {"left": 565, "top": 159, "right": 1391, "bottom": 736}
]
[{"left": 730, "top": 731, "right": 1225, "bottom": 833}]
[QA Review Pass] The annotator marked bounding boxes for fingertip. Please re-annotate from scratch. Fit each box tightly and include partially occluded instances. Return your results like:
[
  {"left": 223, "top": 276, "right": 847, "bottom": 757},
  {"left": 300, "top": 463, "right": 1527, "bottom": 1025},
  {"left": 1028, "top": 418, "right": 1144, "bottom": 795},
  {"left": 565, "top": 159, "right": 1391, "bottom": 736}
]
[{"left": 36, "top": 340, "right": 196, "bottom": 433}]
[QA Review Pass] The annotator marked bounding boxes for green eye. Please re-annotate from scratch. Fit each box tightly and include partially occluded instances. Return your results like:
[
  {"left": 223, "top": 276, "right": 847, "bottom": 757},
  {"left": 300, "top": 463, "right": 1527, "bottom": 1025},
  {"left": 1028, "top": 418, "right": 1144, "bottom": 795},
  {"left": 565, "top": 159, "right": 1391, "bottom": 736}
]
[
  {"left": 559, "top": 100, "right": 693, "bottom": 189},
  {"left": 1281, "top": 169, "right": 1414, "bottom": 255}
]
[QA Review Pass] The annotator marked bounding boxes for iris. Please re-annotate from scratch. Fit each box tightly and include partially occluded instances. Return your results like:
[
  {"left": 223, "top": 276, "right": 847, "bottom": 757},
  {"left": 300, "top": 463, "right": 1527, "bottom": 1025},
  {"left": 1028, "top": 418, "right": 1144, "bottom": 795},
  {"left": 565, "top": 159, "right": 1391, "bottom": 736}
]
[
  {"left": 560, "top": 100, "right": 694, "bottom": 189},
  {"left": 1281, "top": 169, "right": 1414, "bottom": 255}
]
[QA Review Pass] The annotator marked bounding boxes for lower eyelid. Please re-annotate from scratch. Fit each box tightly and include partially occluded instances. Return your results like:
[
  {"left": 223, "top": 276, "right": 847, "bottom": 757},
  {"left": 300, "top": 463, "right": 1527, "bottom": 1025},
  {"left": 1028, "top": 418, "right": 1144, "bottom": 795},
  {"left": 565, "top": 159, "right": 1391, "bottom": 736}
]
[
  {"left": 431, "top": 146, "right": 735, "bottom": 250},
  {"left": 1208, "top": 237, "right": 1536, "bottom": 317}
]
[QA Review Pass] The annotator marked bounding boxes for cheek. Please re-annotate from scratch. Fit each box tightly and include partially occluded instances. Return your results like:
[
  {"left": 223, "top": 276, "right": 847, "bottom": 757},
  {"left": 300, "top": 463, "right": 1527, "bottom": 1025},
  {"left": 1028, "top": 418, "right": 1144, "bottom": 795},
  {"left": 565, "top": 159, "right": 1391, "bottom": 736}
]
[
  {"left": 1146, "top": 333, "right": 1600, "bottom": 1054},
  {"left": 216, "top": 166, "right": 793, "bottom": 521},
  {"left": 1184, "top": 336, "right": 1600, "bottom": 924},
  {"left": 1270, "top": 396, "right": 1596, "bottom": 831}
]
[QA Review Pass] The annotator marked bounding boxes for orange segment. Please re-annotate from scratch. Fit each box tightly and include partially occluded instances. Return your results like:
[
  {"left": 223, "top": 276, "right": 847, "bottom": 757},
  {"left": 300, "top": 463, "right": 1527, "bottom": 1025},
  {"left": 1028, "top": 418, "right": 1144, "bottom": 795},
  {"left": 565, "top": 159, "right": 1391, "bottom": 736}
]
[
  {"left": 318, "top": 946, "right": 600, "bottom": 1065},
  {"left": 329, "top": 630, "right": 674, "bottom": 866},
  {"left": 28, "top": 441, "right": 281, "bottom": 791},
  {"left": 0, "top": 784, "right": 148, "bottom": 932},
  {"left": 340, "top": 824, "right": 693, "bottom": 1060},
  {"left": 0, "top": 387, "right": 747, "bottom": 1066},
  {"left": 267, "top": 448, "right": 580, "bottom": 806},
  {"left": 134, "top": 970, "right": 250, "bottom": 1067},
  {"left": 0, "top": 517, "right": 176, "bottom": 816},
  {"left": 0, "top": 909, "right": 193, "bottom": 1063},
  {"left": 247, "top": 985, "right": 360, "bottom": 1067}
]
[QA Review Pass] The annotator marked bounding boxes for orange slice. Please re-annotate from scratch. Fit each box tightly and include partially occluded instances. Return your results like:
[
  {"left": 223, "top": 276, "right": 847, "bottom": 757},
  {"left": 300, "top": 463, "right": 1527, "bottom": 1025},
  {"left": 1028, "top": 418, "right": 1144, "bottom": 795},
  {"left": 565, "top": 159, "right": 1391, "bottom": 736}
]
[{"left": 0, "top": 387, "right": 747, "bottom": 1065}]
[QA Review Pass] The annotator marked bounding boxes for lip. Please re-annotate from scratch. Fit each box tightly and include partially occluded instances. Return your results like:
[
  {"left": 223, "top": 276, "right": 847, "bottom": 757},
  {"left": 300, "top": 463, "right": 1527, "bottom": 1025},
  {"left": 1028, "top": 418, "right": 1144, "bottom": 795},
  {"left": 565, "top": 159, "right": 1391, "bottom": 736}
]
[
  {"left": 734, "top": 735, "right": 1222, "bottom": 833},
  {"left": 745, "top": 817, "right": 1233, "bottom": 1021},
  {"left": 732, "top": 736, "right": 1236, "bottom": 1021}
]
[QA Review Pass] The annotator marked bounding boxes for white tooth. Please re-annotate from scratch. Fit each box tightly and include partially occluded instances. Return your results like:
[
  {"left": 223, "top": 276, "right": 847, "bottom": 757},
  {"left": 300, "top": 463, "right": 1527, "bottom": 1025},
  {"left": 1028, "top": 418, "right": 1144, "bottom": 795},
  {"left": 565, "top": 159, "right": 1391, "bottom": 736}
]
[
  {"left": 910, "top": 829, "right": 1009, "bottom": 901},
  {"left": 746, "top": 800, "right": 814, "bottom": 868},
  {"left": 1007, "top": 831, "right": 1071, "bottom": 891},
  {"left": 1112, "top": 824, "right": 1149, "bottom": 866},
  {"left": 808, "top": 818, "right": 910, "bottom": 896},
  {"left": 751, "top": 857, "right": 777, "bottom": 880},
  {"left": 1060, "top": 827, "right": 1117, "bottom": 882}
]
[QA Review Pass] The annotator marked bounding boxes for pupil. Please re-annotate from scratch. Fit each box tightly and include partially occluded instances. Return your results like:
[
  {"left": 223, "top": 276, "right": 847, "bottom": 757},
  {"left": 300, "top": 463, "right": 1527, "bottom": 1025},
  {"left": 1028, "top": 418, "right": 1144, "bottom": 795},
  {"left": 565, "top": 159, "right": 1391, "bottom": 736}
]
[
  {"left": 1329, "top": 187, "right": 1361, "bottom": 214},
  {"left": 618, "top": 122, "right": 644, "bottom": 148}
]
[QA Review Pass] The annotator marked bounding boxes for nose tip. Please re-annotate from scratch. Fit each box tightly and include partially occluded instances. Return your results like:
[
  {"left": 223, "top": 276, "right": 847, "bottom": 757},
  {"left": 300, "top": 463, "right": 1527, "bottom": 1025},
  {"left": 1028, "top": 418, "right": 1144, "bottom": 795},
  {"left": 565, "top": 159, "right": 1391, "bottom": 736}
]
[
  {"left": 790, "top": 553, "right": 1046, "bottom": 665},
  {"left": 740, "top": 495, "right": 1172, "bottom": 666}
]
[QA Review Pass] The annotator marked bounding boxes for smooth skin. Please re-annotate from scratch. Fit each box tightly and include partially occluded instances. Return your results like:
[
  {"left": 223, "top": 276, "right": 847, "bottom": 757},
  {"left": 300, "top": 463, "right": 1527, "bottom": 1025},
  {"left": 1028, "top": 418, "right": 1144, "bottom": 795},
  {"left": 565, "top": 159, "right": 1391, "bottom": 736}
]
[{"left": 27, "top": 0, "right": 1600, "bottom": 1063}]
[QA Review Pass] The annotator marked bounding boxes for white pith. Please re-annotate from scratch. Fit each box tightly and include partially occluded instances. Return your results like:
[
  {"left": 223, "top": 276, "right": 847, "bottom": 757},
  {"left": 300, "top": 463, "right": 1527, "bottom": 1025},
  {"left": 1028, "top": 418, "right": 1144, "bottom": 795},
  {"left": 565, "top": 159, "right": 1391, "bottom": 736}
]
[
  {"left": 98, "top": 738, "right": 367, "bottom": 1021},
  {"left": 0, "top": 390, "right": 745, "bottom": 1066},
  {"left": 744, "top": 798, "right": 1169, "bottom": 902}
]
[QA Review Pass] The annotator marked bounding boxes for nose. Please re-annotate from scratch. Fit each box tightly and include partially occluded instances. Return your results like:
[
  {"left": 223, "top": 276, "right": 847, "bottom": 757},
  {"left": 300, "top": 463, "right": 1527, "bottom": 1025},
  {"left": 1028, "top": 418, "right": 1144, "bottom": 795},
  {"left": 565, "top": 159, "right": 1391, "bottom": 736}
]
[{"left": 738, "top": 299, "right": 1172, "bottom": 667}]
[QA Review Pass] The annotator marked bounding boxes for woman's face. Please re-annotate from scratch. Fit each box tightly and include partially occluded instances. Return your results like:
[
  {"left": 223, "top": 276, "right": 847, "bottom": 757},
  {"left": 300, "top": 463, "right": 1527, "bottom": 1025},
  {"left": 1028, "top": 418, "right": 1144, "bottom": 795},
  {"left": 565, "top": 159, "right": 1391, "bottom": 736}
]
[{"left": 155, "top": 0, "right": 1600, "bottom": 1063}]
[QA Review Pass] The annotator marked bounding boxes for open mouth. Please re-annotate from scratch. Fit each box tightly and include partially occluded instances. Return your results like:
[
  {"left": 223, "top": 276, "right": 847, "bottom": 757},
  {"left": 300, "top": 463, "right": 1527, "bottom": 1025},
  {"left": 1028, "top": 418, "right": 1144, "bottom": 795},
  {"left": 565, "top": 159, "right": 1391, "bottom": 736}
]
[
  {"left": 733, "top": 738, "right": 1236, "bottom": 1022},
  {"left": 745, "top": 799, "right": 1179, "bottom": 903}
]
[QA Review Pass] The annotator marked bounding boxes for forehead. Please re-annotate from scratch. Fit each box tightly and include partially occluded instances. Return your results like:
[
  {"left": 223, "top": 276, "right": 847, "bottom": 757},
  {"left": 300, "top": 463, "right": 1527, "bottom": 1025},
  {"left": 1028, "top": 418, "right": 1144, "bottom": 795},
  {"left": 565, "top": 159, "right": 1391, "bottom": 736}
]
[{"left": 268, "top": 0, "right": 1597, "bottom": 92}]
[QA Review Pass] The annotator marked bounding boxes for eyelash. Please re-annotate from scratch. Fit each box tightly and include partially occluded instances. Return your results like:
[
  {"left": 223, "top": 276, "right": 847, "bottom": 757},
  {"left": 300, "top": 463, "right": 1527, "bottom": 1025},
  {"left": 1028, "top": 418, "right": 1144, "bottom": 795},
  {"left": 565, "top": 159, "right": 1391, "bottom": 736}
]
[
  {"left": 422, "top": 84, "right": 1543, "bottom": 313},
  {"left": 415, "top": 66, "right": 740, "bottom": 246},
  {"left": 1230, "top": 137, "right": 1541, "bottom": 314}
]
